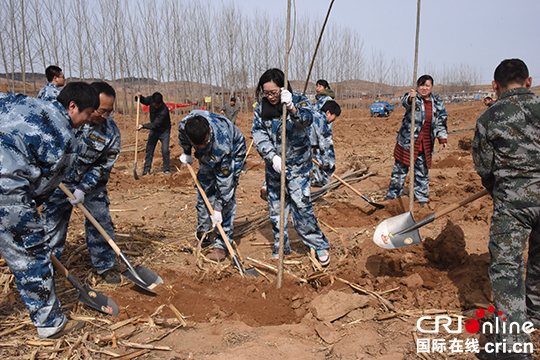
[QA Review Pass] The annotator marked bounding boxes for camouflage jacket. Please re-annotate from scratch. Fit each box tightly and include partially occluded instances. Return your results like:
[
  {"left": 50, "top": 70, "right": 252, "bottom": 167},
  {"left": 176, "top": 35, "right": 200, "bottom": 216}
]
[
  {"left": 0, "top": 93, "right": 77, "bottom": 246},
  {"left": 62, "top": 117, "right": 121, "bottom": 194},
  {"left": 37, "top": 82, "right": 61, "bottom": 101},
  {"left": 309, "top": 108, "right": 335, "bottom": 173},
  {"left": 472, "top": 87, "right": 540, "bottom": 208},
  {"left": 178, "top": 110, "right": 246, "bottom": 211},
  {"left": 252, "top": 93, "right": 315, "bottom": 176},
  {"left": 396, "top": 92, "right": 448, "bottom": 152}
]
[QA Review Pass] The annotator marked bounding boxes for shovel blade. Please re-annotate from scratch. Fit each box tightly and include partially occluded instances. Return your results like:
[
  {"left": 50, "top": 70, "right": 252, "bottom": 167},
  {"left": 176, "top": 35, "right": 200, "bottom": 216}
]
[
  {"left": 133, "top": 162, "right": 139, "bottom": 180},
  {"left": 373, "top": 212, "right": 423, "bottom": 249},
  {"left": 79, "top": 285, "right": 120, "bottom": 316},
  {"left": 244, "top": 267, "right": 259, "bottom": 277},
  {"left": 121, "top": 265, "right": 163, "bottom": 293}
]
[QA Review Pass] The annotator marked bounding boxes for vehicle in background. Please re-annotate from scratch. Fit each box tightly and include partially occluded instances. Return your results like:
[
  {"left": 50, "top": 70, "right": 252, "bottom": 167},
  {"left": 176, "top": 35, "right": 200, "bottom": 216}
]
[{"left": 370, "top": 101, "right": 394, "bottom": 117}]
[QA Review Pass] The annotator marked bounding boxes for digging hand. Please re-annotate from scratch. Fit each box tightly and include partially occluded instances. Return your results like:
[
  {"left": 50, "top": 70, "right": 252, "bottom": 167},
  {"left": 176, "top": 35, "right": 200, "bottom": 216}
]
[
  {"left": 210, "top": 210, "right": 222, "bottom": 228},
  {"left": 272, "top": 155, "right": 282, "bottom": 174},
  {"left": 180, "top": 153, "right": 193, "bottom": 167},
  {"left": 68, "top": 188, "right": 85, "bottom": 206},
  {"left": 280, "top": 89, "right": 294, "bottom": 110}
]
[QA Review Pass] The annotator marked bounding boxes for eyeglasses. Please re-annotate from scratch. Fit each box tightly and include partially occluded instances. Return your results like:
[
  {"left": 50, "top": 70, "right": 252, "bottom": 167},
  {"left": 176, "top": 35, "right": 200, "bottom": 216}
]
[
  {"left": 95, "top": 109, "right": 114, "bottom": 117},
  {"left": 263, "top": 89, "right": 280, "bottom": 98}
]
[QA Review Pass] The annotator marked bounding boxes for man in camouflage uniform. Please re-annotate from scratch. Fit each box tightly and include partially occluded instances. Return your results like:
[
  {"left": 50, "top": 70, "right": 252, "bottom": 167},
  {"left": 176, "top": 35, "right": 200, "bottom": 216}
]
[
  {"left": 472, "top": 58, "right": 538, "bottom": 360},
  {"left": 0, "top": 83, "right": 99, "bottom": 338},
  {"left": 42, "top": 82, "right": 122, "bottom": 284},
  {"left": 37, "top": 65, "right": 65, "bottom": 101},
  {"left": 310, "top": 100, "right": 341, "bottom": 187},
  {"left": 252, "top": 68, "right": 330, "bottom": 266},
  {"left": 178, "top": 110, "right": 246, "bottom": 261}
]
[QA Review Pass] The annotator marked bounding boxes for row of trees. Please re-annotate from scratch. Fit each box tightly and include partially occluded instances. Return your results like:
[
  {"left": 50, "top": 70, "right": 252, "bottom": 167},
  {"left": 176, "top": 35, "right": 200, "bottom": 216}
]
[{"left": 1, "top": 0, "right": 481, "bottom": 113}]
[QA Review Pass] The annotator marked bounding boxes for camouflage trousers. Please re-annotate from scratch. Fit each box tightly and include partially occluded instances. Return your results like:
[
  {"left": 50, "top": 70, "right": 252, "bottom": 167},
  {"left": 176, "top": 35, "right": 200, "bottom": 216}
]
[
  {"left": 195, "top": 169, "right": 237, "bottom": 251},
  {"left": 42, "top": 184, "right": 116, "bottom": 273},
  {"left": 488, "top": 204, "right": 540, "bottom": 344},
  {"left": 385, "top": 152, "right": 429, "bottom": 203},
  {"left": 0, "top": 203, "right": 66, "bottom": 338},
  {"left": 266, "top": 167, "right": 329, "bottom": 255},
  {"left": 311, "top": 150, "right": 331, "bottom": 187}
]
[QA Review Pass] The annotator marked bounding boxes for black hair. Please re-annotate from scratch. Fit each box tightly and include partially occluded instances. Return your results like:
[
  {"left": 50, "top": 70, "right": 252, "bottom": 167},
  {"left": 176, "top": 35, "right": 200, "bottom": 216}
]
[
  {"left": 316, "top": 79, "right": 330, "bottom": 89},
  {"left": 494, "top": 58, "right": 529, "bottom": 88},
  {"left": 185, "top": 115, "right": 210, "bottom": 145},
  {"left": 320, "top": 100, "right": 341, "bottom": 116},
  {"left": 90, "top": 81, "right": 116, "bottom": 99},
  {"left": 45, "top": 65, "right": 62, "bottom": 82},
  {"left": 230, "top": 97, "right": 236, "bottom": 102},
  {"left": 485, "top": 96, "right": 493, "bottom": 101},
  {"left": 152, "top": 92, "right": 163, "bottom": 104},
  {"left": 255, "top": 68, "right": 293, "bottom": 99},
  {"left": 56, "top": 82, "right": 100, "bottom": 111},
  {"left": 417, "top": 74, "right": 434, "bottom": 87}
]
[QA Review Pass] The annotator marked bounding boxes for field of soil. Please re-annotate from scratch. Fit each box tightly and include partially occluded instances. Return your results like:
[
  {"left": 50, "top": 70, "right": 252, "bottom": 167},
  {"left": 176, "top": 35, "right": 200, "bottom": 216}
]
[{"left": 1, "top": 99, "right": 540, "bottom": 359}]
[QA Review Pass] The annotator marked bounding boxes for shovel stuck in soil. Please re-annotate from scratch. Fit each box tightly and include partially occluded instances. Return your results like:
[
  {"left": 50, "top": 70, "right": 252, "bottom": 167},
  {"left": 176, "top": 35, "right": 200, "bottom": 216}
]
[
  {"left": 133, "top": 97, "right": 140, "bottom": 180},
  {"left": 51, "top": 254, "right": 119, "bottom": 316},
  {"left": 240, "top": 140, "right": 254, "bottom": 175},
  {"left": 312, "top": 159, "right": 384, "bottom": 209},
  {"left": 59, "top": 183, "right": 163, "bottom": 293},
  {"left": 373, "top": 189, "right": 489, "bottom": 249},
  {"left": 186, "top": 163, "right": 258, "bottom": 277}
]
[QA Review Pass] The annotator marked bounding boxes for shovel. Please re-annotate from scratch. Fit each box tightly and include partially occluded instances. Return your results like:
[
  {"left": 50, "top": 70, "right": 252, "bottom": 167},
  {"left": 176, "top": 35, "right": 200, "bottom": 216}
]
[
  {"left": 50, "top": 254, "right": 119, "bottom": 316},
  {"left": 59, "top": 183, "right": 163, "bottom": 293},
  {"left": 240, "top": 139, "right": 254, "bottom": 175},
  {"left": 312, "top": 159, "right": 384, "bottom": 209},
  {"left": 186, "top": 163, "right": 258, "bottom": 277},
  {"left": 133, "top": 97, "right": 140, "bottom": 180},
  {"left": 373, "top": 189, "right": 489, "bottom": 249}
]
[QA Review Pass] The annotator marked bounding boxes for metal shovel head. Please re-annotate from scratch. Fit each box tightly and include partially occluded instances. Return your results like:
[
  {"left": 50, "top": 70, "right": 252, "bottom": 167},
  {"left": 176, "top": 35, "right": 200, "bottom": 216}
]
[
  {"left": 121, "top": 265, "right": 163, "bottom": 293},
  {"left": 133, "top": 162, "right": 139, "bottom": 180},
  {"left": 373, "top": 212, "right": 422, "bottom": 249},
  {"left": 80, "top": 285, "right": 120, "bottom": 316}
]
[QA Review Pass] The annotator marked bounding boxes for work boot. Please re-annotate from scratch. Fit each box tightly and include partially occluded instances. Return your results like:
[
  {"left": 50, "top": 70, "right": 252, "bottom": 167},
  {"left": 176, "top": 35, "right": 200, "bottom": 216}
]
[
  {"left": 141, "top": 170, "right": 150, "bottom": 176},
  {"left": 207, "top": 248, "right": 227, "bottom": 262},
  {"left": 99, "top": 269, "right": 121, "bottom": 284},
  {"left": 47, "top": 320, "right": 86, "bottom": 339}
]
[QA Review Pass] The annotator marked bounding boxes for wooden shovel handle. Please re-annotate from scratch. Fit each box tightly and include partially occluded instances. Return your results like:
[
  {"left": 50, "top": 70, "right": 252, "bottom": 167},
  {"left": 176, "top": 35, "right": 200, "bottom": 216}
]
[
  {"left": 433, "top": 188, "right": 489, "bottom": 219},
  {"left": 58, "top": 183, "right": 122, "bottom": 256},
  {"left": 185, "top": 164, "right": 239, "bottom": 264},
  {"left": 312, "top": 158, "right": 364, "bottom": 198},
  {"left": 50, "top": 254, "right": 68, "bottom": 278},
  {"left": 134, "top": 97, "right": 140, "bottom": 164}
]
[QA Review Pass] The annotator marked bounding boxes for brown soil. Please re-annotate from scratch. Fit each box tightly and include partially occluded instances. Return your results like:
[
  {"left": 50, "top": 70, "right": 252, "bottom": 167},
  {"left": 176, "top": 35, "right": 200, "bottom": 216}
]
[{"left": 1, "top": 101, "right": 539, "bottom": 359}]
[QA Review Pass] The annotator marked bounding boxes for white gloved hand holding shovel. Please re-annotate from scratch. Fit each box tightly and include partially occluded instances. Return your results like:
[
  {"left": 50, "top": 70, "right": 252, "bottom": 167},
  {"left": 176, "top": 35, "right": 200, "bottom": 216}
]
[
  {"left": 68, "top": 189, "right": 85, "bottom": 206},
  {"left": 210, "top": 210, "right": 222, "bottom": 228}
]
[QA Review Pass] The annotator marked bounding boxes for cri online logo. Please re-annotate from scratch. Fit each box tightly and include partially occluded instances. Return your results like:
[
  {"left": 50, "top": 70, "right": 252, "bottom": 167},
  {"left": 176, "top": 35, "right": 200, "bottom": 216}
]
[{"left": 417, "top": 306, "right": 535, "bottom": 335}]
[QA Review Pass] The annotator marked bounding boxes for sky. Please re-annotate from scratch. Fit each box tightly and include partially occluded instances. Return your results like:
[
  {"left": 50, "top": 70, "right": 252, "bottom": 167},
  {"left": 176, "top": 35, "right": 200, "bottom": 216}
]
[{"left": 233, "top": 0, "right": 540, "bottom": 85}]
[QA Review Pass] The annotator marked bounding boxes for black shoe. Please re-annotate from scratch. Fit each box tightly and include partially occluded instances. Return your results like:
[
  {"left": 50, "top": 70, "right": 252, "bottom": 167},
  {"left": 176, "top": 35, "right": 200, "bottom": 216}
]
[
  {"left": 99, "top": 269, "right": 121, "bottom": 284},
  {"left": 141, "top": 170, "right": 149, "bottom": 176},
  {"left": 475, "top": 349, "right": 532, "bottom": 360},
  {"left": 164, "top": 171, "right": 171, "bottom": 175}
]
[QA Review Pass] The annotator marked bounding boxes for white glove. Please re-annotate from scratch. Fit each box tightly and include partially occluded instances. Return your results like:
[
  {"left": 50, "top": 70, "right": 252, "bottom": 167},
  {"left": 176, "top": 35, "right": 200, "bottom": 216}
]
[
  {"left": 210, "top": 210, "right": 222, "bottom": 228},
  {"left": 68, "top": 189, "right": 85, "bottom": 206},
  {"left": 280, "top": 89, "right": 294, "bottom": 110},
  {"left": 179, "top": 153, "right": 193, "bottom": 167},
  {"left": 272, "top": 155, "right": 282, "bottom": 174}
]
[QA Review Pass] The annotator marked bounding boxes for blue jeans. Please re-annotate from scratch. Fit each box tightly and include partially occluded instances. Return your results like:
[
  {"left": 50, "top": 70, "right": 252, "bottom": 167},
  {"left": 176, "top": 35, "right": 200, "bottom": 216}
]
[{"left": 144, "top": 129, "right": 170, "bottom": 173}]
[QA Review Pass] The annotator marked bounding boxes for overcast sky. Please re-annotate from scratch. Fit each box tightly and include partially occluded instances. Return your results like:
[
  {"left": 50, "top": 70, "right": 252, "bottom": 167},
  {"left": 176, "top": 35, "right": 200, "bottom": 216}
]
[{"left": 233, "top": 0, "right": 540, "bottom": 85}]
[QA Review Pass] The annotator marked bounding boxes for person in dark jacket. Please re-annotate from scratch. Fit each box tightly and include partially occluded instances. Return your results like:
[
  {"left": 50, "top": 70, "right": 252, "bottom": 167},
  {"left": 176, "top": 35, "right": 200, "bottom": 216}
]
[{"left": 135, "top": 91, "right": 171, "bottom": 175}]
